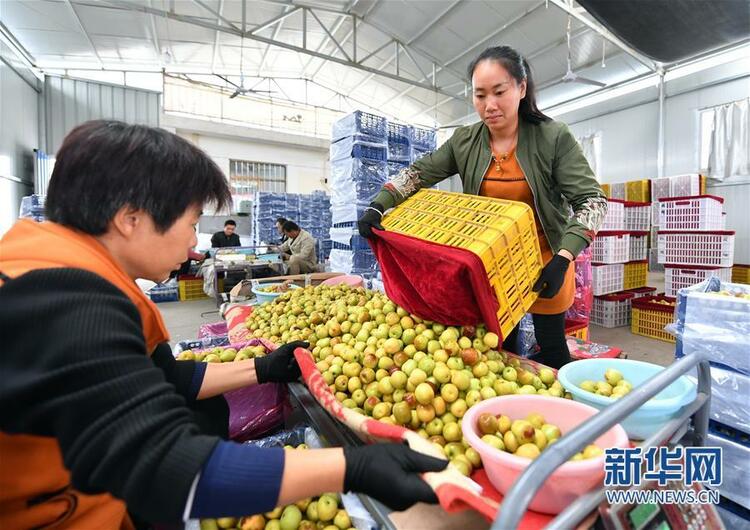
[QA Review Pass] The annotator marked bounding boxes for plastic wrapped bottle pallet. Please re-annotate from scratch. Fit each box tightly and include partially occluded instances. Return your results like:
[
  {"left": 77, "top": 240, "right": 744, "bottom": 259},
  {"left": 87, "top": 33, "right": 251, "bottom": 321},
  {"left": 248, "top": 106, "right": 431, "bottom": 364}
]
[
  {"left": 591, "top": 263, "right": 624, "bottom": 296},
  {"left": 600, "top": 199, "right": 625, "bottom": 230},
  {"left": 657, "top": 230, "right": 735, "bottom": 268},
  {"left": 623, "top": 260, "right": 648, "bottom": 290},
  {"left": 330, "top": 135, "right": 388, "bottom": 162},
  {"left": 623, "top": 201, "right": 651, "bottom": 231},
  {"left": 705, "top": 429, "right": 750, "bottom": 509},
  {"left": 664, "top": 265, "right": 733, "bottom": 297},
  {"left": 591, "top": 292, "right": 635, "bottom": 328},
  {"left": 675, "top": 278, "right": 750, "bottom": 376},
  {"left": 381, "top": 189, "right": 544, "bottom": 339},
  {"left": 658, "top": 195, "right": 725, "bottom": 231},
  {"left": 631, "top": 295, "right": 676, "bottom": 343},
  {"left": 331, "top": 110, "right": 387, "bottom": 142},
  {"left": 591, "top": 231, "right": 630, "bottom": 263},
  {"left": 628, "top": 231, "right": 648, "bottom": 261},
  {"left": 689, "top": 367, "right": 750, "bottom": 436}
]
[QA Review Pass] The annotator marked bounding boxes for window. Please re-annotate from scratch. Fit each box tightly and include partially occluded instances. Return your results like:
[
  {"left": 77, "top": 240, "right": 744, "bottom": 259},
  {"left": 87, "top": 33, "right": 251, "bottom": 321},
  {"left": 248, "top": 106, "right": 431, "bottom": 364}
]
[
  {"left": 577, "top": 132, "right": 602, "bottom": 178},
  {"left": 229, "top": 160, "right": 286, "bottom": 194}
]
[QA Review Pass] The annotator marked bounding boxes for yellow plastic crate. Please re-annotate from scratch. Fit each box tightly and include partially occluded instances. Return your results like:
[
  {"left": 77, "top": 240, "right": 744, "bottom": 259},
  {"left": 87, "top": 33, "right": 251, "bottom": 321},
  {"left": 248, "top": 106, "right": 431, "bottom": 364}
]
[
  {"left": 601, "top": 183, "right": 611, "bottom": 198},
  {"left": 382, "top": 189, "right": 543, "bottom": 338},
  {"left": 732, "top": 264, "right": 750, "bottom": 285},
  {"left": 178, "top": 276, "right": 223, "bottom": 301},
  {"left": 623, "top": 260, "right": 648, "bottom": 290},
  {"left": 625, "top": 179, "right": 650, "bottom": 202},
  {"left": 631, "top": 295, "right": 676, "bottom": 343}
]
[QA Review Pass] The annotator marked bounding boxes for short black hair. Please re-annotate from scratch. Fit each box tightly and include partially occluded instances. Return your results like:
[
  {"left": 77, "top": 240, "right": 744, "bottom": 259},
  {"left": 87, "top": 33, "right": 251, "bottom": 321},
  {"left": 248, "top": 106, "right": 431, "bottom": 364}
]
[
  {"left": 282, "top": 220, "right": 300, "bottom": 232},
  {"left": 46, "top": 120, "right": 231, "bottom": 235},
  {"left": 276, "top": 217, "right": 287, "bottom": 225},
  {"left": 224, "top": 219, "right": 237, "bottom": 227}
]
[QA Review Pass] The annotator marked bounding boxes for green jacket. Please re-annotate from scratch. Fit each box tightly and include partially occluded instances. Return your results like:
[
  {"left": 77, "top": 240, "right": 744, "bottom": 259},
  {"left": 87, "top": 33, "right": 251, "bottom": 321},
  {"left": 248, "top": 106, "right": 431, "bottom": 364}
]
[{"left": 373, "top": 119, "right": 607, "bottom": 258}]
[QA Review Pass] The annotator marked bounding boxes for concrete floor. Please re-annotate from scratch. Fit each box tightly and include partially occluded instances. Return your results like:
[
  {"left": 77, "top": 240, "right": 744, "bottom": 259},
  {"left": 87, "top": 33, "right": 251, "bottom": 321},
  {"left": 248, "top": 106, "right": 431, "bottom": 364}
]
[{"left": 158, "top": 271, "right": 676, "bottom": 366}]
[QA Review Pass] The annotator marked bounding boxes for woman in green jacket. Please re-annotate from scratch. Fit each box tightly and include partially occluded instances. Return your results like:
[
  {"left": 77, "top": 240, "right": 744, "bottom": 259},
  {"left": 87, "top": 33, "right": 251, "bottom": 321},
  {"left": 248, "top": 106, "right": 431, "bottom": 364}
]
[{"left": 358, "top": 46, "right": 607, "bottom": 368}]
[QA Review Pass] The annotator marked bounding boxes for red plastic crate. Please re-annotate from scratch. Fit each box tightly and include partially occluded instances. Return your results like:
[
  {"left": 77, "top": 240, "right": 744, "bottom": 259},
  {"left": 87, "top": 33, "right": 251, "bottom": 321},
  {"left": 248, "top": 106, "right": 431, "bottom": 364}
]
[
  {"left": 591, "top": 292, "right": 635, "bottom": 328},
  {"left": 664, "top": 264, "right": 733, "bottom": 297},
  {"left": 658, "top": 195, "right": 724, "bottom": 231},
  {"left": 591, "top": 231, "right": 630, "bottom": 263},
  {"left": 592, "top": 263, "right": 624, "bottom": 296},
  {"left": 623, "top": 286, "right": 657, "bottom": 298},
  {"left": 623, "top": 201, "right": 651, "bottom": 231},
  {"left": 628, "top": 231, "right": 648, "bottom": 261},
  {"left": 600, "top": 199, "right": 626, "bottom": 231},
  {"left": 657, "top": 230, "right": 735, "bottom": 267}
]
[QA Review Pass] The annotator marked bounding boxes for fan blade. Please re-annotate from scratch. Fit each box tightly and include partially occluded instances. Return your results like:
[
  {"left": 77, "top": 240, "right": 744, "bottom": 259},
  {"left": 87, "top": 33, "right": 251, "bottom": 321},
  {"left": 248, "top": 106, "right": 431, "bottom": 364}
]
[
  {"left": 575, "top": 77, "right": 607, "bottom": 87},
  {"left": 229, "top": 90, "right": 240, "bottom": 99},
  {"left": 217, "top": 75, "right": 241, "bottom": 89}
]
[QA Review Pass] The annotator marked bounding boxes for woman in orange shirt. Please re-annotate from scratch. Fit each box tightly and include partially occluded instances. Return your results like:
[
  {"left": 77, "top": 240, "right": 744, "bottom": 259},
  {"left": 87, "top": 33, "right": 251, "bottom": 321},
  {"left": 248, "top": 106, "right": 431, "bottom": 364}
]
[{"left": 360, "top": 46, "right": 607, "bottom": 368}]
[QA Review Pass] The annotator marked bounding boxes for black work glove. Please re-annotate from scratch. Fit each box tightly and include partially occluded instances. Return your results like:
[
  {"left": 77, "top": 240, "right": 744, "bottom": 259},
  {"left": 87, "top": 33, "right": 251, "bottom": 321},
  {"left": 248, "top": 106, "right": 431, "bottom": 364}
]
[
  {"left": 254, "top": 341, "right": 308, "bottom": 384},
  {"left": 344, "top": 443, "right": 448, "bottom": 511},
  {"left": 533, "top": 254, "right": 571, "bottom": 299},
  {"left": 357, "top": 202, "right": 385, "bottom": 239}
]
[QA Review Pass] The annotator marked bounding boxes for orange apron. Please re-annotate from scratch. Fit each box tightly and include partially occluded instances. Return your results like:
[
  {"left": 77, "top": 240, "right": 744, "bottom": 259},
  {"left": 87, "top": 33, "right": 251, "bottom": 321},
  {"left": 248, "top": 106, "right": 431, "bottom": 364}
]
[
  {"left": 479, "top": 149, "right": 575, "bottom": 315},
  {"left": 0, "top": 220, "right": 170, "bottom": 529}
]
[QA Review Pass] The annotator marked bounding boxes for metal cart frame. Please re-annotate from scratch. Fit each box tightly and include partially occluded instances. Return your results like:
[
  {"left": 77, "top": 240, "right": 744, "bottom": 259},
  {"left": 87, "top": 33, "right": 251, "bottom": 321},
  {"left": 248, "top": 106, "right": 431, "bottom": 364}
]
[
  {"left": 289, "top": 351, "right": 712, "bottom": 530},
  {"left": 495, "top": 350, "right": 712, "bottom": 529}
]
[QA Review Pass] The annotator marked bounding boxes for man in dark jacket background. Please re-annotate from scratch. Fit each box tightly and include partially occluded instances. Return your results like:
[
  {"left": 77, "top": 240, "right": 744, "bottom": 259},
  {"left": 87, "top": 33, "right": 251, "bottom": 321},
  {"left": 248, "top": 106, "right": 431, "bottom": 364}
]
[{"left": 211, "top": 219, "right": 241, "bottom": 248}]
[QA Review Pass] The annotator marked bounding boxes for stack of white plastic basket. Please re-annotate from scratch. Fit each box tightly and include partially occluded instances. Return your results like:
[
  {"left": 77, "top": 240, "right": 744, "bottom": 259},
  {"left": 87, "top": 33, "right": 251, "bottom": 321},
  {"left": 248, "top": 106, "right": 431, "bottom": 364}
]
[
  {"left": 654, "top": 181, "right": 735, "bottom": 296},
  {"left": 591, "top": 200, "right": 627, "bottom": 296}
]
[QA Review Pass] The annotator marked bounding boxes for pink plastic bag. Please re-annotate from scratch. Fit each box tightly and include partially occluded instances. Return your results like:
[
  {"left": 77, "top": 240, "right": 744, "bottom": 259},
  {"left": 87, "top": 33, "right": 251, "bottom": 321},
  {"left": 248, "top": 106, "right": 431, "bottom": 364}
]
[
  {"left": 183, "top": 338, "right": 291, "bottom": 441},
  {"left": 197, "top": 321, "right": 228, "bottom": 339}
]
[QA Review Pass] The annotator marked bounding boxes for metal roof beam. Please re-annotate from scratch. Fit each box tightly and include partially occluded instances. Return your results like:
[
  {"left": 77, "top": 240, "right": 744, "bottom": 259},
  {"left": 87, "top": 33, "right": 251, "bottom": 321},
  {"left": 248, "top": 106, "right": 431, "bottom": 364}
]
[
  {"left": 345, "top": 0, "right": 464, "bottom": 97},
  {"left": 211, "top": 0, "right": 224, "bottom": 72},
  {"left": 249, "top": 6, "right": 301, "bottom": 35},
  {"left": 388, "top": 0, "right": 545, "bottom": 104},
  {"left": 258, "top": 5, "right": 295, "bottom": 75},
  {"left": 192, "top": 0, "right": 238, "bottom": 32},
  {"left": 66, "top": 0, "right": 104, "bottom": 68},
  {"left": 548, "top": 0, "right": 659, "bottom": 71}
]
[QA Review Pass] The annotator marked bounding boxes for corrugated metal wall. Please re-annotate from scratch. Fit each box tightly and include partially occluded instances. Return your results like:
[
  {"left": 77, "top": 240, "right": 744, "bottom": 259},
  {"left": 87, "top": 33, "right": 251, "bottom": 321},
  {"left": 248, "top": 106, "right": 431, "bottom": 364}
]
[{"left": 44, "top": 75, "right": 160, "bottom": 155}]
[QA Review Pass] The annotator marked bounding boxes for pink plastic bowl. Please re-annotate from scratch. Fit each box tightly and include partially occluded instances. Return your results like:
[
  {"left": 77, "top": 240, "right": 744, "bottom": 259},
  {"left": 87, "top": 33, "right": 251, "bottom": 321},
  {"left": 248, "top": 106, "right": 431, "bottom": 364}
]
[
  {"left": 321, "top": 274, "right": 364, "bottom": 287},
  {"left": 462, "top": 395, "right": 629, "bottom": 514}
]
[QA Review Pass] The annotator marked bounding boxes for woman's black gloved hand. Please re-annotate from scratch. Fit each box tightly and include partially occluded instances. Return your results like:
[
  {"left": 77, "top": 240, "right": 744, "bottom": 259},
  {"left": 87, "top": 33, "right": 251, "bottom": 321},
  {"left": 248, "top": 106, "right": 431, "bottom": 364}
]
[
  {"left": 254, "top": 341, "right": 309, "bottom": 384},
  {"left": 533, "top": 254, "right": 571, "bottom": 298},
  {"left": 343, "top": 443, "right": 448, "bottom": 511},
  {"left": 357, "top": 202, "right": 385, "bottom": 239}
]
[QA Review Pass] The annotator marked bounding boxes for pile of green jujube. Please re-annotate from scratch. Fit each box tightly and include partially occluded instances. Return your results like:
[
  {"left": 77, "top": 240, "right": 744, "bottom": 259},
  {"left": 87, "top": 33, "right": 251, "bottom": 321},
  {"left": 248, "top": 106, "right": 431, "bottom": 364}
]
[
  {"left": 200, "top": 445, "right": 354, "bottom": 530},
  {"left": 242, "top": 285, "right": 571, "bottom": 477}
]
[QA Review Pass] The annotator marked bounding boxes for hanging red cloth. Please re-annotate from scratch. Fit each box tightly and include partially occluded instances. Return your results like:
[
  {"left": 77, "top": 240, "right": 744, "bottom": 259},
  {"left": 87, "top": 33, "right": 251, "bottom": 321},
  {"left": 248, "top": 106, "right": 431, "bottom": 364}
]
[{"left": 368, "top": 229, "right": 503, "bottom": 338}]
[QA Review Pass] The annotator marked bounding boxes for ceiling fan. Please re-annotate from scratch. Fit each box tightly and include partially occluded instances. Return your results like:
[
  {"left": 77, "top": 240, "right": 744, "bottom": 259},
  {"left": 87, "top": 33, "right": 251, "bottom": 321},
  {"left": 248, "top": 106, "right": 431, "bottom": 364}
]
[
  {"left": 559, "top": 14, "right": 607, "bottom": 88},
  {"left": 218, "top": 74, "right": 275, "bottom": 99},
  {"left": 221, "top": 35, "right": 276, "bottom": 99}
]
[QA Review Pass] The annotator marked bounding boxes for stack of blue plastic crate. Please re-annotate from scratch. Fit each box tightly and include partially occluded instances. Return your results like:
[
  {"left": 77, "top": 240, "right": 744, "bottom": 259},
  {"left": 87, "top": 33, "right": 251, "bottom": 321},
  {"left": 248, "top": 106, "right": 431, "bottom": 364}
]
[
  {"left": 674, "top": 277, "right": 750, "bottom": 514},
  {"left": 410, "top": 126, "right": 437, "bottom": 163},
  {"left": 251, "top": 192, "right": 286, "bottom": 246},
  {"left": 329, "top": 111, "right": 388, "bottom": 277},
  {"left": 19, "top": 194, "right": 46, "bottom": 222}
]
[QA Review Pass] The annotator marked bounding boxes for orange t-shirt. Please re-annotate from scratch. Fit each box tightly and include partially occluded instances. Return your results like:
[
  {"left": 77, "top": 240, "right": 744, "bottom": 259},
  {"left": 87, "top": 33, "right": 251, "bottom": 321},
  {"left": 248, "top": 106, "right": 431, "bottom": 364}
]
[{"left": 479, "top": 148, "right": 575, "bottom": 315}]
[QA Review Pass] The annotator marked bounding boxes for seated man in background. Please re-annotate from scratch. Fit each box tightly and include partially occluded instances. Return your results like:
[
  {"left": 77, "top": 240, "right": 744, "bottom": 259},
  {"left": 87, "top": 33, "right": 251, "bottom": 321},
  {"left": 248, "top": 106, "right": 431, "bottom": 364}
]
[
  {"left": 276, "top": 217, "right": 288, "bottom": 245},
  {"left": 211, "top": 219, "right": 241, "bottom": 248},
  {"left": 279, "top": 220, "right": 317, "bottom": 274}
]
